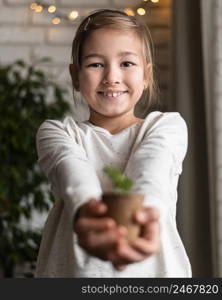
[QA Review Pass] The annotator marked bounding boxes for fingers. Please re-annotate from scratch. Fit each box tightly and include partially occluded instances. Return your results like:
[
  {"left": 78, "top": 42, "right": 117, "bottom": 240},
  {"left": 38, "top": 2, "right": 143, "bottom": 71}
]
[
  {"left": 79, "top": 229, "right": 118, "bottom": 252},
  {"left": 130, "top": 227, "right": 160, "bottom": 256},
  {"left": 133, "top": 206, "right": 160, "bottom": 240},
  {"left": 80, "top": 199, "right": 108, "bottom": 217},
  {"left": 134, "top": 207, "right": 160, "bottom": 225},
  {"left": 78, "top": 227, "right": 126, "bottom": 261},
  {"left": 109, "top": 225, "right": 160, "bottom": 268},
  {"left": 113, "top": 263, "right": 127, "bottom": 271},
  {"left": 138, "top": 209, "right": 160, "bottom": 243},
  {"left": 130, "top": 207, "right": 160, "bottom": 256},
  {"left": 73, "top": 199, "right": 128, "bottom": 262},
  {"left": 74, "top": 216, "right": 116, "bottom": 234},
  {"left": 74, "top": 203, "right": 161, "bottom": 268},
  {"left": 74, "top": 199, "right": 111, "bottom": 232},
  {"left": 142, "top": 216, "right": 160, "bottom": 242},
  {"left": 108, "top": 238, "right": 146, "bottom": 266}
]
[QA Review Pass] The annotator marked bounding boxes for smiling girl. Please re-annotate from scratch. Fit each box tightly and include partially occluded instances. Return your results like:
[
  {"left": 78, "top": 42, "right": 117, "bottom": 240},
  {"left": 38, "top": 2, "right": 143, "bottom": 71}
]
[{"left": 35, "top": 9, "right": 192, "bottom": 277}]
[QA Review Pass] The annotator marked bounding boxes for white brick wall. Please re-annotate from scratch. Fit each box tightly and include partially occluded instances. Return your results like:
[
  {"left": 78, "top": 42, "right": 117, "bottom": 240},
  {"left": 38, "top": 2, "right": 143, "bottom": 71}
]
[
  {"left": 47, "top": 26, "right": 77, "bottom": 45},
  {"left": 31, "top": 10, "right": 54, "bottom": 25},
  {"left": 112, "top": 0, "right": 141, "bottom": 7},
  {"left": 60, "top": 0, "right": 112, "bottom": 7},
  {"left": 4, "top": 0, "right": 28, "bottom": 4},
  {"left": 33, "top": 45, "right": 72, "bottom": 65},
  {"left": 0, "top": 26, "right": 45, "bottom": 44},
  {"left": 0, "top": 7, "right": 29, "bottom": 24},
  {"left": 0, "top": 45, "right": 31, "bottom": 63}
]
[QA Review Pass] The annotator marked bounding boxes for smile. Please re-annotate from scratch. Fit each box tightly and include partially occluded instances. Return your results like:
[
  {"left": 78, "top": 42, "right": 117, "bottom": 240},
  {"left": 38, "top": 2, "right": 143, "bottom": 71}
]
[{"left": 98, "top": 91, "right": 127, "bottom": 98}]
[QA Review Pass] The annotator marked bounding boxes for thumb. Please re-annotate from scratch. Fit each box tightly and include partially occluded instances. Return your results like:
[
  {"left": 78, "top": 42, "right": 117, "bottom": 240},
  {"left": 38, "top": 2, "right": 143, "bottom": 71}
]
[{"left": 134, "top": 207, "right": 160, "bottom": 225}]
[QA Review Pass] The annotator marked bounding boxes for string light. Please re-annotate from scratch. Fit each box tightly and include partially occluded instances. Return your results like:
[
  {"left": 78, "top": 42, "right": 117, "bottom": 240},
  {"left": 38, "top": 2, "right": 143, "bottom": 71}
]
[
  {"left": 31, "top": 1, "right": 73, "bottom": 23},
  {"left": 124, "top": 8, "right": 135, "bottom": 17},
  {"left": 30, "top": 3, "right": 37, "bottom": 10},
  {"left": 29, "top": 0, "right": 160, "bottom": 25},
  {"left": 48, "top": 5, "right": 56, "bottom": 13},
  {"left": 137, "top": 8, "right": 146, "bottom": 15},
  {"left": 35, "top": 5, "right": 43, "bottom": 13},
  {"left": 52, "top": 17, "right": 60, "bottom": 25},
  {"left": 68, "top": 10, "right": 79, "bottom": 21}
]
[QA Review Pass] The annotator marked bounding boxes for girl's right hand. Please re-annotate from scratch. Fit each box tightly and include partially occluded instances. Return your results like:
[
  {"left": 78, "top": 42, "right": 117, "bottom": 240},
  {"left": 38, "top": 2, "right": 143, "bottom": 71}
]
[{"left": 73, "top": 199, "right": 126, "bottom": 262}]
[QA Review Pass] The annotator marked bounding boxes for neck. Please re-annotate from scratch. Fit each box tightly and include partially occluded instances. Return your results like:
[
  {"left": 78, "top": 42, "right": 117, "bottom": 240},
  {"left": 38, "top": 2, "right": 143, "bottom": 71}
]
[{"left": 88, "top": 110, "right": 143, "bottom": 134}]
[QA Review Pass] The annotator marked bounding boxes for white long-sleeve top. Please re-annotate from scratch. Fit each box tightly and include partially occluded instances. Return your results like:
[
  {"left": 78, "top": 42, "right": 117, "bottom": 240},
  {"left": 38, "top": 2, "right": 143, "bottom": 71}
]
[{"left": 35, "top": 111, "right": 192, "bottom": 277}]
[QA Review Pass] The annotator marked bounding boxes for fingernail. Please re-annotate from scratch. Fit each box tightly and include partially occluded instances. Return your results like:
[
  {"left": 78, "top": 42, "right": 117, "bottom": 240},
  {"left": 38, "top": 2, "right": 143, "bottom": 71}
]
[
  {"left": 98, "top": 203, "right": 107, "bottom": 212},
  {"left": 107, "top": 219, "right": 115, "bottom": 228},
  {"left": 137, "top": 211, "right": 146, "bottom": 222}
]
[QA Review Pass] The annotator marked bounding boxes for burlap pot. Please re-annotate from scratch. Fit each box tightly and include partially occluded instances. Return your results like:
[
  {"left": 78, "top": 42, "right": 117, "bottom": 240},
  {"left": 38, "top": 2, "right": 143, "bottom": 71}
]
[{"left": 102, "top": 192, "right": 144, "bottom": 243}]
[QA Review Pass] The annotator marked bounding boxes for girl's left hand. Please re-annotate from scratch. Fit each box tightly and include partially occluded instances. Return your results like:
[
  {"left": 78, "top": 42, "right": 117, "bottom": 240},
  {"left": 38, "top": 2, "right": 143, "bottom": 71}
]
[{"left": 109, "top": 207, "right": 160, "bottom": 271}]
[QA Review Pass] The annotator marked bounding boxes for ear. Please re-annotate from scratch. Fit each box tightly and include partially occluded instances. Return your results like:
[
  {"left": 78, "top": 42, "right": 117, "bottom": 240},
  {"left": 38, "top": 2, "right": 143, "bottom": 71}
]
[
  {"left": 143, "top": 63, "right": 152, "bottom": 89},
  {"left": 69, "top": 64, "right": 79, "bottom": 91}
]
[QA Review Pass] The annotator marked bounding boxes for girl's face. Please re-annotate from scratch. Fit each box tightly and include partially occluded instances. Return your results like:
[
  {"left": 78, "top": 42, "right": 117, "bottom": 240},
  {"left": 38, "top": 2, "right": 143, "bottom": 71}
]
[{"left": 75, "top": 28, "right": 150, "bottom": 119}]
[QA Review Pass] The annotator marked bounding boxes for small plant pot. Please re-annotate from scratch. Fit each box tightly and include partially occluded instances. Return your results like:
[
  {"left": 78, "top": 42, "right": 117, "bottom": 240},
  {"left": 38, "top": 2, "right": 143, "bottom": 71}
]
[{"left": 102, "top": 192, "right": 144, "bottom": 243}]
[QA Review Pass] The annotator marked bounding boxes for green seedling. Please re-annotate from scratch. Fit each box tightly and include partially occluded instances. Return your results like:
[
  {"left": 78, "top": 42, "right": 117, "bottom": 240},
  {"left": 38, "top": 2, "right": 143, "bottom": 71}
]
[{"left": 103, "top": 166, "right": 134, "bottom": 194}]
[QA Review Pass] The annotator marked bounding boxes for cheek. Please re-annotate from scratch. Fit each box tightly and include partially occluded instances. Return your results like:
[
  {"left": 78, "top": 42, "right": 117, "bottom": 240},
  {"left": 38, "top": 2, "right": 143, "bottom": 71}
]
[
  {"left": 128, "top": 70, "right": 145, "bottom": 90},
  {"left": 79, "top": 72, "right": 90, "bottom": 85},
  {"left": 79, "top": 71, "right": 100, "bottom": 91}
]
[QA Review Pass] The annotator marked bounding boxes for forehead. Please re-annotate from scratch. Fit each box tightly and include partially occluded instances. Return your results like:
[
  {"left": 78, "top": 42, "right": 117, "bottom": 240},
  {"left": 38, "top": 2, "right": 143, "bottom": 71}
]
[{"left": 81, "top": 28, "right": 143, "bottom": 56}]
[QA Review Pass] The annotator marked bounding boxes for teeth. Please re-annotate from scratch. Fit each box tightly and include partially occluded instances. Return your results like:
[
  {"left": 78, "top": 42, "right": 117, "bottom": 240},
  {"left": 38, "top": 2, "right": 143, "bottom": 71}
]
[{"left": 102, "top": 92, "right": 124, "bottom": 97}]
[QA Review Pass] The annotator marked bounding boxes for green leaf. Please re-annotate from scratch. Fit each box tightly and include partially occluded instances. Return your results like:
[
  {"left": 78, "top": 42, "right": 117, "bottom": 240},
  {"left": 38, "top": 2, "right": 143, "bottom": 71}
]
[{"left": 103, "top": 166, "right": 133, "bottom": 193}]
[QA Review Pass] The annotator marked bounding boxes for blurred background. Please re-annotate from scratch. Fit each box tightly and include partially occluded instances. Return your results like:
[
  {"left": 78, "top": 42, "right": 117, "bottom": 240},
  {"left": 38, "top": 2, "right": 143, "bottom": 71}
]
[{"left": 0, "top": 0, "right": 221, "bottom": 277}]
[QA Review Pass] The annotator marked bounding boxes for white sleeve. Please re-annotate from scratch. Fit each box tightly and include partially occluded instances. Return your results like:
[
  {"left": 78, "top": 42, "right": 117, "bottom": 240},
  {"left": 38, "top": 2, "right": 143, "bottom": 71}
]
[
  {"left": 36, "top": 119, "right": 102, "bottom": 218},
  {"left": 125, "top": 113, "right": 188, "bottom": 219}
]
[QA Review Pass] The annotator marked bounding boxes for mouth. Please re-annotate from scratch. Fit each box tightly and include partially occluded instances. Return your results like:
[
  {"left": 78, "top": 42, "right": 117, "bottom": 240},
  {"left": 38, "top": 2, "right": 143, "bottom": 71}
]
[{"left": 97, "top": 91, "right": 128, "bottom": 98}]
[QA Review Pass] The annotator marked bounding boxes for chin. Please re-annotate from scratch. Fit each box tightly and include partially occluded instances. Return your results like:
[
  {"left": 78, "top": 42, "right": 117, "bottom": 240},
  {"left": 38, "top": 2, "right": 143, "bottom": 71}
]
[
  {"left": 90, "top": 106, "right": 132, "bottom": 118},
  {"left": 102, "top": 110, "right": 129, "bottom": 118}
]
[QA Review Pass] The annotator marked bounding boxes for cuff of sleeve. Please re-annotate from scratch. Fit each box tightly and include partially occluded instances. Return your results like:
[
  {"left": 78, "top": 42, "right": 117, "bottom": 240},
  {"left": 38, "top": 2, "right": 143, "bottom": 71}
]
[{"left": 64, "top": 186, "right": 103, "bottom": 220}]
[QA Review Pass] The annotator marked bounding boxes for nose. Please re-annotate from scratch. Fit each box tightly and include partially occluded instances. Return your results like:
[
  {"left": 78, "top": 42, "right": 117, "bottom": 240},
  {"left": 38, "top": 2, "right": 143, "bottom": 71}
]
[{"left": 102, "top": 65, "right": 121, "bottom": 85}]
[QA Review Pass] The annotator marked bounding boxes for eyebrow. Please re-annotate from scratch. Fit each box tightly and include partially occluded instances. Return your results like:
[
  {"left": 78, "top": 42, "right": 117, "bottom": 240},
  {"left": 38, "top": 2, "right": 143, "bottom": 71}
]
[{"left": 83, "top": 51, "right": 138, "bottom": 60}]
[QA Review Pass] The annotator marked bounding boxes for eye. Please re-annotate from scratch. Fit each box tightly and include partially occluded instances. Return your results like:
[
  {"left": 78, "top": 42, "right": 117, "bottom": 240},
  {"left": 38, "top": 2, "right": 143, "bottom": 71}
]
[
  {"left": 87, "top": 63, "right": 103, "bottom": 68},
  {"left": 121, "top": 61, "right": 135, "bottom": 67}
]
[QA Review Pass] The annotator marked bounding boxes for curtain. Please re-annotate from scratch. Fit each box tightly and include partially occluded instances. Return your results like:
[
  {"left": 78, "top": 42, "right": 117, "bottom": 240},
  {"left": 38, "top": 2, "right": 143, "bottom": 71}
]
[
  {"left": 200, "top": 0, "right": 222, "bottom": 277},
  {"left": 171, "top": 0, "right": 216, "bottom": 277}
]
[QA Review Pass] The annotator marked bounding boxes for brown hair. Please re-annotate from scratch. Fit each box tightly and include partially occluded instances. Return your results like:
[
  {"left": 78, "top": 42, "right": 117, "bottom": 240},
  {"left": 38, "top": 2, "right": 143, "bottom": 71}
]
[{"left": 71, "top": 9, "right": 159, "bottom": 115}]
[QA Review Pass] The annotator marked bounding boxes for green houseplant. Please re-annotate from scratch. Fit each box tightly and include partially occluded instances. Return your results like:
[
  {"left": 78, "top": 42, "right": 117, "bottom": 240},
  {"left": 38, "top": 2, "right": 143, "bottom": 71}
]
[
  {"left": 103, "top": 166, "right": 134, "bottom": 193},
  {"left": 0, "top": 59, "right": 70, "bottom": 277},
  {"left": 103, "top": 166, "right": 144, "bottom": 243}
]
